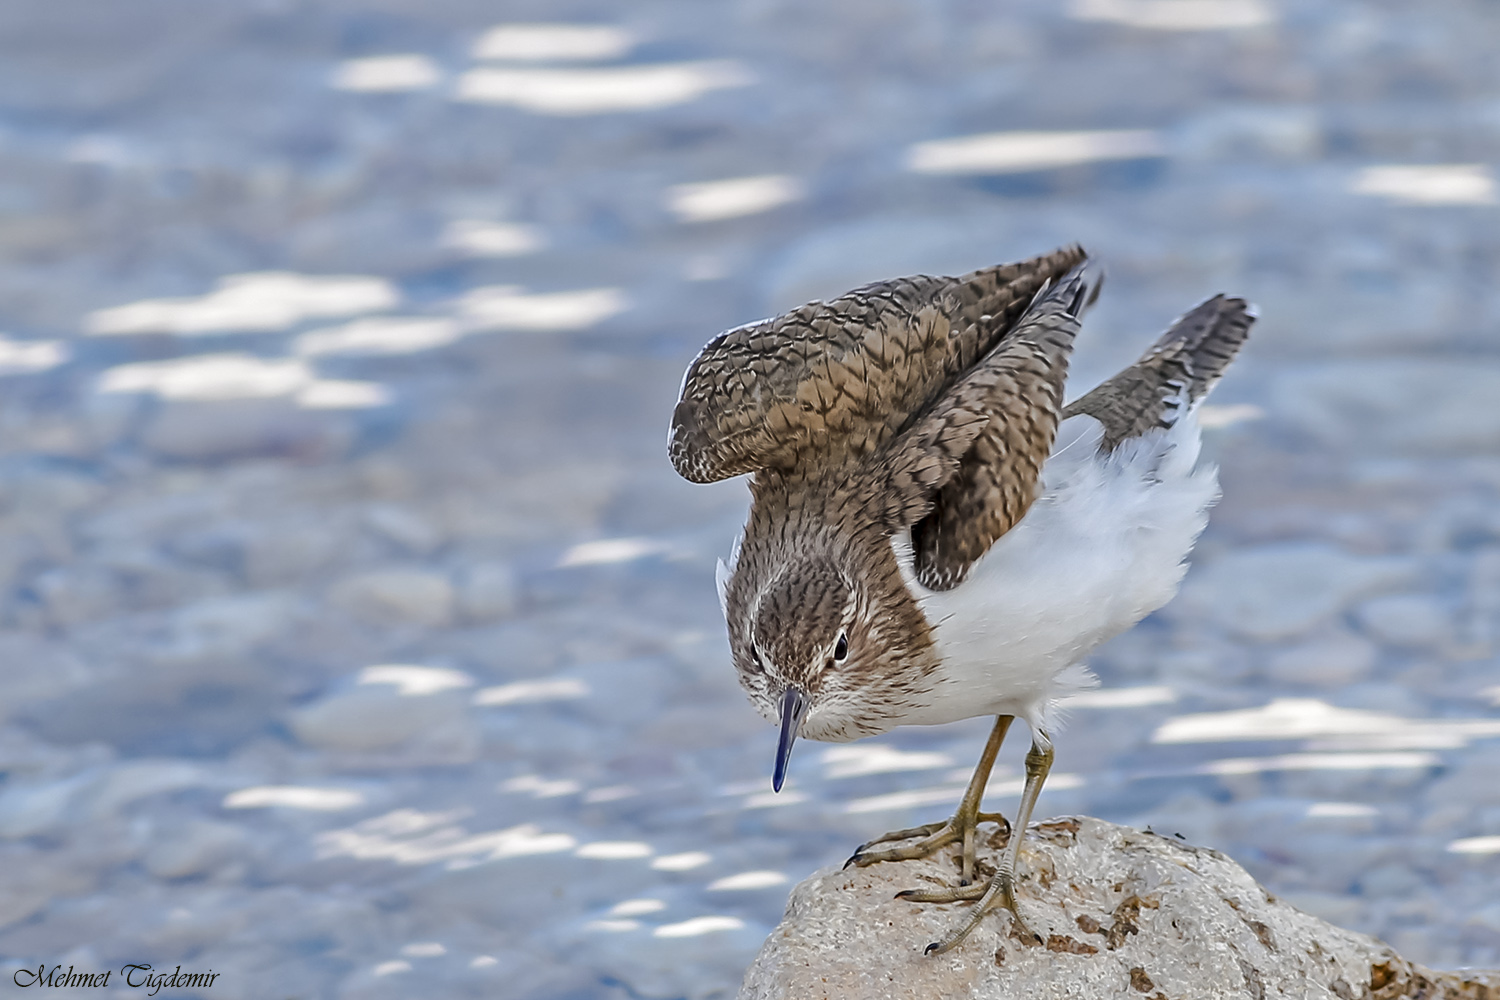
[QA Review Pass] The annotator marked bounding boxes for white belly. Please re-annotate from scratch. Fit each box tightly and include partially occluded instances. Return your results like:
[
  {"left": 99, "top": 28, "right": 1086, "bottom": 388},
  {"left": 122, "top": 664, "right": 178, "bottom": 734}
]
[{"left": 896, "top": 411, "right": 1219, "bottom": 730}]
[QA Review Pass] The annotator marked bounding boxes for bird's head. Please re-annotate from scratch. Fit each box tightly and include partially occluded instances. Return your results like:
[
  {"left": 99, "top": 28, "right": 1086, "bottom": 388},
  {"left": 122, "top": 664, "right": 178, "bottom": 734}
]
[{"left": 726, "top": 543, "right": 936, "bottom": 791}]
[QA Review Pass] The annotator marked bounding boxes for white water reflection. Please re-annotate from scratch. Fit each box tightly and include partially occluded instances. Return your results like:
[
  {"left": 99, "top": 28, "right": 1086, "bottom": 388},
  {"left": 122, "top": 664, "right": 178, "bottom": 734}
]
[
  {"left": 317, "top": 813, "right": 576, "bottom": 865},
  {"left": 1064, "top": 685, "right": 1177, "bottom": 709},
  {"left": 98, "top": 353, "right": 387, "bottom": 409},
  {"left": 653, "top": 916, "right": 744, "bottom": 938},
  {"left": 1449, "top": 836, "right": 1500, "bottom": 855},
  {"left": 358, "top": 665, "right": 474, "bottom": 696},
  {"left": 651, "top": 852, "right": 712, "bottom": 872},
  {"left": 441, "top": 220, "right": 545, "bottom": 257},
  {"left": 1198, "top": 403, "right": 1266, "bottom": 429},
  {"left": 667, "top": 175, "right": 805, "bottom": 223},
  {"left": 472, "top": 24, "right": 634, "bottom": 63},
  {"left": 459, "top": 286, "right": 628, "bottom": 331},
  {"left": 706, "top": 871, "right": 787, "bottom": 891},
  {"left": 1307, "top": 802, "right": 1378, "bottom": 819},
  {"left": 454, "top": 62, "right": 752, "bottom": 115},
  {"left": 1352, "top": 165, "right": 1498, "bottom": 206},
  {"left": 223, "top": 786, "right": 364, "bottom": 810},
  {"left": 1199, "top": 751, "right": 1440, "bottom": 775},
  {"left": 1069, "top": 0, "right": 1274, "bottom": 30},
  {"left": 399, "top": 942, "right": 446, "bottom": 957},
  {"left": 906, "top": 129, "right": 1165, "bottom": 175},
  {"left": 576, "top": 841, "right": 653, "bottom": 860},
  {"left": 298, "top": 379, "right": 390, "bottom": 409},
  {"left": 295, "top": 317, "right": 463, "bottom": 357},
  {"left": 820, "top": 745, "right": 952, "bottom": 779},
  {"left": 502, "top": 776, "right": 583, "bottom": 799},
  {"left": 0, "top": 336, "right": 68, "bottom": 375},
  {"left": 586, "top": 919, "right": 641, "bottom": 933},
  {"left": 86, "top": 272, "right": 398, "bottom": 336},
  {"left": 101, "top": 354, "right": 306, "bottom": 399},
  {"left": 474, "top": 678, "right": 590, "bottom": 706},
  {"left": 1154, "top": 698, "right": 1500, "bottom": 749},
  {"left": 558, "top": 537, "right": 668, "bottom": 567},
  {"left": 333, "top": 55, "right": 441, "bottom": 93},
  {"left": 609, "top": 899, "right": 667, "bottom": 917}
]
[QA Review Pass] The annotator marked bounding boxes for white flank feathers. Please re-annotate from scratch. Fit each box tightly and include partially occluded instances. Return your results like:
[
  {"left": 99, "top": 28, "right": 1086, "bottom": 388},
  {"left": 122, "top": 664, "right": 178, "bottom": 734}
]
[{"left": 898, "top": 409, "right": 1218, "bottom": 731}]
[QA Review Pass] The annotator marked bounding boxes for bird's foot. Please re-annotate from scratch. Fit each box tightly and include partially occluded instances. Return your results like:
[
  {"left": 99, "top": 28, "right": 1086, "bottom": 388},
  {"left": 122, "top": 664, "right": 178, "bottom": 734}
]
[
  {"left": 916, "top": 870, "right": 1033, "bottom": 956},
  {"left": 845, "top": 811, "right": 1009, "bottom": 876}
]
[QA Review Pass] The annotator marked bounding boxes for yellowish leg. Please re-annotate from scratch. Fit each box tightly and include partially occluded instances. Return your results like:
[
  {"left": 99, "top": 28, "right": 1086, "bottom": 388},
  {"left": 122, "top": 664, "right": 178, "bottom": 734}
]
[
  {"left": 916, "top": 729, "right": 1054, "bottom": 955},
  {"left": 846, "top": 716, "right": 1013, "bottom": 884}
]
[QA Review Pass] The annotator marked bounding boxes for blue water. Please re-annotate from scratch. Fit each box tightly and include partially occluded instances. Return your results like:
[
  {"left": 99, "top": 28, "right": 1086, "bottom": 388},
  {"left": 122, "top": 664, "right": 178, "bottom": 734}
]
[{"left": 0, "top": 2, "right": 1498, "bottom": 997}]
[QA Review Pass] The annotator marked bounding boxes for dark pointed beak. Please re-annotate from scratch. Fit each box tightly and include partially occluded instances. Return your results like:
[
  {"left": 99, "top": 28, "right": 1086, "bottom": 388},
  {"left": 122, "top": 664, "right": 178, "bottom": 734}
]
[{"left": 773, "top": 686, "right": 807, "bottom": 793}]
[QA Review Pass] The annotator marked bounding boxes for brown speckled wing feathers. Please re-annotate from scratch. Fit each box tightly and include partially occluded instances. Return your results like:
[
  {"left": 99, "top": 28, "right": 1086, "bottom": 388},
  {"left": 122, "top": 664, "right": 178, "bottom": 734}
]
[
  {"left": 1062, "top": 294, "right": 1254, "bottom": 452},
  {"left": 872, "top": 266, "right": 1097, "bottom": 590},
  {"left": 668, "top": 246, "right": 1087, "bottom": 483}
]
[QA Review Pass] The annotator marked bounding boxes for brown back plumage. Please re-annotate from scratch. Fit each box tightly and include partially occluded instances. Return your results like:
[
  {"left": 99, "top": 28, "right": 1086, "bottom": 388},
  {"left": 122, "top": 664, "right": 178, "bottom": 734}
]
[
  {"left": 668, "top": 245, "right": 1087, "bottom": 484},
  {"left": 1062, "top": 294, "right": 1254, "bottom": 453}
]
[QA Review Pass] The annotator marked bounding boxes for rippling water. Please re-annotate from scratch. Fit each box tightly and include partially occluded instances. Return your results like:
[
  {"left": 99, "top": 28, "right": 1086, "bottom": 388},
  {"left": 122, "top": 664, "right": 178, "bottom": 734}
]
[{"left": 0, "top": 1, "right": 1498, "bottom": 997}]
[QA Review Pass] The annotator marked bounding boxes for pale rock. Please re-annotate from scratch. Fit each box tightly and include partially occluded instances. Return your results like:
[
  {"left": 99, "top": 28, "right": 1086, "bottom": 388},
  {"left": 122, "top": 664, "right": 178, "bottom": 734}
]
[
  {"left": 1272, "top": 360, "right": 1500, "bottom": 454},
  {"left": 287, "top": 678, "right": 479, "bottom": 763},
  {"left": 1265, "top": 630, "right": 1378, "bottom": 687},
  {"left": 144, "top": 819, "right": 248, "bottom": 879},
  {"left": 329, "top": 569, "right": 455, "bottom": 627},
  {"left": 738, "top": 817, "right": 1500, "bottom": 1000},
  {"left": 457, "top": 563, "right": 521, "bottom": 623},
  {"left": 1355, "top": 594, "right": 1451, "bottom": 648},
  {"left": 1173, "top": 544, "right": 1415, "bottom": 640}
]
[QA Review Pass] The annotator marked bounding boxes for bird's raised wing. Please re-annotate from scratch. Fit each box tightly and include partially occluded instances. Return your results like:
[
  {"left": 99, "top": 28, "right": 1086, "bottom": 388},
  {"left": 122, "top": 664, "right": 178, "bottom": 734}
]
[
  {"left": 668, "top": 245, "right": 1087, "bottom": 483},
  {"left": 1062, "top": 294, "right": 1254, "bottom": 452},
  {"left": 869, "top": 264, "right": 1097, "bottom": 590}
]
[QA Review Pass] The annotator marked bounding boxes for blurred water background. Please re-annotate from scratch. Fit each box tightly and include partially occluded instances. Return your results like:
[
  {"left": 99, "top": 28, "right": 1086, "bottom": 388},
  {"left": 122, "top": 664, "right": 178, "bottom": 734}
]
[{"left": 1, "top": 1, "right": 1499, "bottom": 997}]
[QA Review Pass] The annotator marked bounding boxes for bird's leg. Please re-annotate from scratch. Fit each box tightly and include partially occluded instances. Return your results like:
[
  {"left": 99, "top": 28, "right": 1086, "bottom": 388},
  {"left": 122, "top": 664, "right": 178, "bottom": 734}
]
[
  {"left": 846, "top": 715, "right": 1013, "bottom": 882},
  {"left": 916, "top": 729, "right": 1054, "bottom": 955}
]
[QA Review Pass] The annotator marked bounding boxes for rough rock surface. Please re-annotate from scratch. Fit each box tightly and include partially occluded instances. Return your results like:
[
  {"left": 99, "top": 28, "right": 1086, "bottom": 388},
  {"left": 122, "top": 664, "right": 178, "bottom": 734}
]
[{"left": 739, "top": 817, "right": 1500, "bottom": 1000}]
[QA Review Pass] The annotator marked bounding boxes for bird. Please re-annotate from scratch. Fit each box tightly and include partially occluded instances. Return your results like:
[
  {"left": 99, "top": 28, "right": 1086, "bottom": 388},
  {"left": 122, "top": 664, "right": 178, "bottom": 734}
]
[{"left": 667, "top": 245, "right": 1253, "bottom": 954}]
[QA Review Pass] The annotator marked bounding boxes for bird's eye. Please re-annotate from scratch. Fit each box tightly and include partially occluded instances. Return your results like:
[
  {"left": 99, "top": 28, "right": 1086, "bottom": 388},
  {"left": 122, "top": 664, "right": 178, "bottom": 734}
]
[
  {"left": 748, "top": 648, "right": 766, "bottom": 674},
  {"left": 833, "top": 632, "right": 849, "bottom": 663}
]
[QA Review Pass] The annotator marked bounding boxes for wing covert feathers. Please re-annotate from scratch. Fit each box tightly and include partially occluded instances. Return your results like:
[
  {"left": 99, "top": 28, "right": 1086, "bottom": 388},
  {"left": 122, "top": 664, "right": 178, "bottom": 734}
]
[
  {"left": 668, "top": 245, "right": 1087, "bottom": 483},
  {"left": 1062, "top": 294, "right": 1255, "bottom": 452},
  {"left": 875, "top": 264, "right": 1098, "bottom": 591}
]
